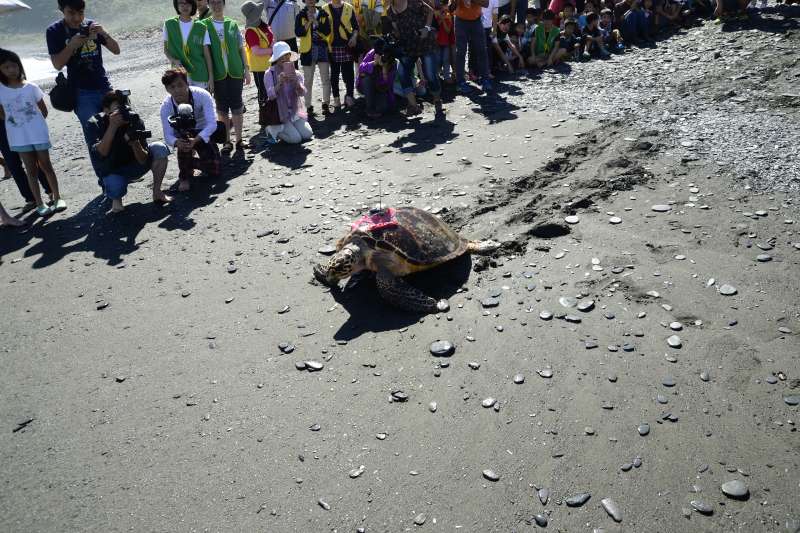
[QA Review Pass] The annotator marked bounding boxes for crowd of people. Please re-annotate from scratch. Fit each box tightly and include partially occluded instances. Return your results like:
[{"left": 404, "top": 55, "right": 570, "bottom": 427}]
[{"left": 0, "top": 0, "right": 763, "bottom": 224}]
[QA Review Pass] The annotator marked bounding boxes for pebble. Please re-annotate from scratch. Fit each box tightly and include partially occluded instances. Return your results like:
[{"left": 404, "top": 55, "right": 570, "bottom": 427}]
[
  {"left": 318, "top": 244, "right": 337, "bottom": 255},
  {"left": 414, "top": 513, "right": 427, "bottom": 525},
  {"left": 719, "top": 284, "right": 738, "bottom": 296},
  {"left": 539, "top": 310, "right": 553, "bottom": 320},
  {"left": 669, "top": 322, "right": 683, "bottom": 331},
  {"left": 632, "top": 457, "right": 642, "bottom": 468},
  {"left": 784, "top": 396, "right": 800, "bottom": 406},
  {"left": 482, "top": 397, "right": 497, "bottom": 408},
  {"left": 700, "top": 371, "right": 710, "bottom": 382},
  {"left": 349, "top": 465, "right": 365, "bottom": 478},
  {"left": 513, "top": 374, "right": 525, "bottom": 384},
  {"left": 533, "top": 514, "right": 548, "bottom": 527},
  {"left": 391, "top": 390, "right": 409, "bottom": 402},
  {"left": 429, "top": 401, "right": 438, "bottom": 412},
  {"left": 565, "top": 215, "right": 580, "bottom": 224},
  {"left": 294, "top": 361, "right": 307, "bottom": 370},
  {"left": 430, "top": 340, "right": 455, "bottom": 357},
  {"left": 651, "top": 204, "right": 671, "bottom": 212},
  {"left": 662, "top": 377, "right": 676, "bottom": 387},
  {"left": 559, "top": 296, "right": 578, "bottom": 308},
  {"left": 721, "top": 480, "right": 749, "bottom": 500},
  {"left": 601, "top": 498, "right": 622, "bottom": 522},
  {"left": 482, "top": 469, "right": 500, "bottom": 481},
  {"left": 667, "top": 335, "right": 682, "bottom": 348},
  {"left": 609, "top": 216, "right": 622, "bottom": 224},
  {"left": 538, "top": 487, "right": 550, "bottom": 504},
  {"left": 638, "top": 423, "right": 650, "bottom": 436},
  {"left": 305, "top": 360, "right": 324, "bottom": 371},
  {"left": 565, "top": 493, "right": 591, "bottom": 507},
  {"left": 318, "top": 499, "right": 331, "bottom": 511},
  {"left": 538, "top": 369, "right": 553, "bottom": 378},
  {"left": 756, "top": 254, "right": 772, "bottom": 262},
  {"left": 482, "top": 297, "right": 500, "bottom": 308},
  {"left": 577, "top": 300, "right": 595, "bottom": 312},
  {"left": 690, "top": 500, "right": 713, "bottom": 515}
]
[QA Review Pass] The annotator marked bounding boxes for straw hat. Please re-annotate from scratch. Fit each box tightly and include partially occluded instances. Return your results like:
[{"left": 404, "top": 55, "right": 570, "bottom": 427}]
[
  {"left": 270, "top": 41, "right": 300, "bottom": 63},
  {"left": 241, "top": 1, "right": 264, "bottom": 27}
]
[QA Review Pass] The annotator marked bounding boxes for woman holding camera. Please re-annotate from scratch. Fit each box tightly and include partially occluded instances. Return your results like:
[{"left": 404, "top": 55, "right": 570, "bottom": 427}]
[
  {"left": 356, "top": 37, "right": 397, "bottom": 118},
  {"left": 263, "top": 42, "right": 313, "bottom": 144},
  {"left": 385, "top": 0, "right": 443, "bottom": 116}
]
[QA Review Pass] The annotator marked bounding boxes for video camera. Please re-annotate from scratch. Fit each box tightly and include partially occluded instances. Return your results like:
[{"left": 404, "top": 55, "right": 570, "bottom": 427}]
[
  {"left": 372, "top": 35, "right": 399, "bottom": 64},
  {"left": 78, "top": 22, "right": 93, "bottom": 37},
  {"left": 168, "top": 103, "right": 198, "bottom": 140},
  {"left": 114, "top": 89, "right": 152, "bottom": 142}
]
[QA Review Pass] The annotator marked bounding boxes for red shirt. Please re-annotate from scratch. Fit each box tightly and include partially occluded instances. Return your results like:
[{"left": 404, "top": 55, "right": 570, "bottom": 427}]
[
  {"left": 436, "top": 12, "right": 456, "bottom": 45},
  {"left": 245, "top": 22, "right": 274, "bottom": 49}
]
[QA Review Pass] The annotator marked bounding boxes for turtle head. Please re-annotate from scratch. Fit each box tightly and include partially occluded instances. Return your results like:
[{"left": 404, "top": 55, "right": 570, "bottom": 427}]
[{"left": 313, "top": 243, "right": 364, "bottom": 286}]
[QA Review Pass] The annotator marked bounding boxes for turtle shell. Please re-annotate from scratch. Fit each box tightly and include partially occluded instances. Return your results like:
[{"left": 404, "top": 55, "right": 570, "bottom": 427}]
[{"left": 347, "top": 207, "right": 468, "bottom": 266}]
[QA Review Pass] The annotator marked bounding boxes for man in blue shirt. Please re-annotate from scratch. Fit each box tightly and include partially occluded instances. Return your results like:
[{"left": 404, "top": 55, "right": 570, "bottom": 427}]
[{"left": 46, "top": 0, "right": 121, "bottom": 146}]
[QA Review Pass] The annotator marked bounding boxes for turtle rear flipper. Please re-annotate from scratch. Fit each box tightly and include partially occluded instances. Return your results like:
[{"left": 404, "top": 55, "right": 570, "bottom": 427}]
[{"left": 376, "top": 270, "right": 448, "bottom": 313}]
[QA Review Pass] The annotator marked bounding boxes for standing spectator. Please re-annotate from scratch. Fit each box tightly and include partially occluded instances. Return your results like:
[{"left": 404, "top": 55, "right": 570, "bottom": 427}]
[
  {"left": 263, "top": 42, "right": 314, "bottom": 143},
  {"left": 160, "top": 69, "right": 221, "bottom": 192},
  {"left": 203, "top": 0, "right": 252, "bottom": 152},
  {"left": 318, "top": 0, "right": 359, "bottom": 110},
  {"left": 476, "top": 0, "right": 498, "bottom": 76},
  {"left": 163, "top": 0, "right": 215, "bottom": 91},
  {"left": 242, "top": 1, "right": 275, "bottom": 128},
  {"left": 357, "top": 38, "right": 397, "bottom": 118},
  {"left": 0, "top": 49, "right": 64, "bottom": 217},
  {"left": 86, "top": 91, "right": 171, "bottom": 213},
  {"left": 0, "top": 119, "right": 51, "bottom": 213},
  {"left": 46, "top": 0, "right": 120, "bottom": 146},
  {"left": 296, "top": 0, "right": 332, "bottom": 115},
  {"left": 434, "top": 2, "right": 456, "bottom": 84},
  {"left": 0, "top": 201, "right": 24, "bottom": 227},
  {"left": 355, "top": 0, "right": 388, "bottom": 51},
  {"left": 197, "top": 0, "right": 212, "bottom": 19},
  {"left": 265, "top": 0, "right": 303, "bottom": 52},
  {"left": 450, "top": 0, "right": 492, "bottom": 94},
  {"left": 386, "top": 0, "right": 442, "bottom": 116}
]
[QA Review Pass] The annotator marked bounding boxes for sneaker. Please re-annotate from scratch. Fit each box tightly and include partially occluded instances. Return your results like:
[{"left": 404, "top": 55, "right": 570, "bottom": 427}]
[
  {"left": 457, "top": 81, "right": 473, "bottom": 94},
  {"left": 35, "top": 205, "right": 51, "bottom": 217},
  {"left": 480, "top": 79, "right": 493, "bottom": 93},
  {"left": 52, "top": 198, "right": 67, "bottom": 212},
  {"left": 333, "top": 97, "right": 341, "bottom": 109}
]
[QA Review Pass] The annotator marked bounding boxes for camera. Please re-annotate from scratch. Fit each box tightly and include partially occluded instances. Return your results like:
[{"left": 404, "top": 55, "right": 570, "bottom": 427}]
[
  {"left": 78, "top": 22, "right": 93, "bottom": 37},
  {"left": 168, "top": 103, "right": 198, "bottom": 140},
  {"left": 115, "top": 89, "right": 152, "bottom": 142},
  {"left": 372, "top": 35, "right": 399, "bottom": 64}
]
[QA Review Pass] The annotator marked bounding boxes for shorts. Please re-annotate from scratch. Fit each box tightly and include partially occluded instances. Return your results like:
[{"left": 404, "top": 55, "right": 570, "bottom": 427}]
[
  {"left": 213, "top": 76, "right": 245, "bottom": 115},
  {"left": 12, "top": 143, "right": 52, "bottom": 152}
]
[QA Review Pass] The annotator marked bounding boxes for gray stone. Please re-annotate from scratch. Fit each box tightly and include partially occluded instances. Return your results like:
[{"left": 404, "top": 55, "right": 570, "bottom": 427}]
[
  {"left": 538, "top": 487, "right": 550, "bottom": 504},
  {"left": 295, "top": 361, "right": 307, "bottom": 370},
  {"left": 784, "top": 396, "right": 800, "bottom": 406},
  {"left": 538, "top": 369, "right": 553, "bottom": 378},
  {"left": 690, "top": 500, "right": 713, "bottom": 515},
  {"left": 482, "top": 397, "right": 497, "bottom": 408},
  {"left": 414, "top": 513, "right": 427, "bottom": 525},
  {"left": 621, "top": 463, "right": 632, "bottom": 471},
  {"left": 638, "top": 423, "right": 650, "bottom": 436},
  {"left": 533, "top": 514, "right": 548, "bottom": 527},
  {"left": 565, "top": 215, "right": 580, "bottom": 224},
  {"left": 577, "top": 300, "right": 595, "bottom": 312},
  {"left": 667, "top": 335, "right": 682, "bottom": 348},
  {"left": 756, "top": 254, "right": 772, "bottom": 262},
  {"left": 482, "top": 297, "right": 500, "bottom": 308},
  {"left": 670, "top": 322, "right": 683, "bottom": 331},
  {"left": 663, "top": 377, "right": 676, "bottom": 387},
  {"left": 318, "top": 244, "right": 337, "bottom": 255},
  {"left": 429, "top": 401, "right": 438, "bottom": 412},
  {"left": 719, "top": 284, "right": 738, "bottom": 296},
  {"left": 559, "top": 296, "right": 578, "bottom": 308},
  {"left": 430, "top": 340, "right": 455, "bottom": 357},
  {"left": 601, "top": 498, "right": 622, "bottom": 522},
  {"left": 721, "top": 480, "right": 749, "bottom": 500},
  {"left": 318, "top": 499, "right": 331, "bottom": 510},
  {"left": 651, "top": 204, "right": 672, "bottom": 212},
  {"left": 349, "top": 465, "right": 365, "bottom": 478},
  {"left": 482, "top": 469, "right": 500, "bottom": 481},
  {"left": 540, "top": 310, "right": 553, "bottom": 320},
  {"left": 565, "top": 493, "right": 591, "bottom": 507},
  {"left": 633, "top": 457, "right": 642, "bottom": 468},
  {"left": 700, "top": 371, "right": 710, "bottom": 382},
  {"left": 609, "top": 216, "right": 622, "bottom": 224},
  {"left": 305, "top": 360, "right": 324, "bottom": 371},
  {"left": 513, "top": 374, "right": 525, "bottom": 384}
]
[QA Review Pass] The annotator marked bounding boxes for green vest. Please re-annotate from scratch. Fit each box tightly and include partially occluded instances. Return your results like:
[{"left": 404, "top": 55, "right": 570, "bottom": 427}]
[
  {"left": 204, "top": 17, "right": 245, "bottom": 80},
  {"left": 534, "top": 24, "right": 559, "bottom": 55},
  {"left": 165, "top": 17, "right": 210, "bottom": 83}
]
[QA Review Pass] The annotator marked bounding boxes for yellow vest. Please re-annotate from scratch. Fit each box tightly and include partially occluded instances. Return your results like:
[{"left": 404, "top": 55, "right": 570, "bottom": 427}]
[
  {"left": 321, "top": 2, "right": 356, "bottom": 48},
  {"left": 244, "top": 26, "right": 272, "bottom": 72},
  {"left": 354, "top": 0, "right": 387, "bottom": 36}
]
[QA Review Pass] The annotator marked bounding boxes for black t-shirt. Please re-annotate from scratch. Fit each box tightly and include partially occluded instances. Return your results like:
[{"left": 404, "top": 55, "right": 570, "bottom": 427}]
[
  {"left": 46, "top": 19, "right": 111, "bottom": 92},
  {"left": 86, "top": 114, "right": 139, "bottom": 177},
  {"left": 559, "top": 31, "right": 581, "bottom": 52},
  {"left": 584, "top": 26, "right": 601, "bottom": 38}
]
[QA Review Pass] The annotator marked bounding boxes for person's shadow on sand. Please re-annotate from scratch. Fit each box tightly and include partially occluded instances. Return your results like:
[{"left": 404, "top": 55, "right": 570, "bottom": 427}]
[{"left": 328, "top": 253, "right": 473, "bottom": 341}]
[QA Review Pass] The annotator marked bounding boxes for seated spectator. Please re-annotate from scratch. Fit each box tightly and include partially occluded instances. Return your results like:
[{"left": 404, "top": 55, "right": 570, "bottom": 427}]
[
  {"left": 520, "top": 7, "right": 541, "bottom": 57},
  {"left": 714, "top": 0, "right": 748, "bottom": 20},
  {"left": 491, "top": 15, "right": 525, "bottom": 72},
  {"left": 87, "top": 91, "right": 171, "bottom": 213},
  {"left": 558, "top": 2, "right": 576, "bottom": 26},
  {"left": 599, "top": 8, "right": 625, "bottom": 51},
  {"left": 357, "top": 37, "right": 397, "bottom": 118},
  {"left": 549, "top": 17, "right": 582, "bottom": 64},
  {"left": 618, "top": 0, "right": 652, "bottom": 45},
  {"left": 583, "top": 12, "right": 610, "bottom": 57},
  {"left": 159, "top": 68, "right": 221, "bottom": 192},
  {"left": 264, "top": 42, "right": 314, "bottom": 144},
  {"left": 527, "top": 9, "right": 560, "bottom": 67}
]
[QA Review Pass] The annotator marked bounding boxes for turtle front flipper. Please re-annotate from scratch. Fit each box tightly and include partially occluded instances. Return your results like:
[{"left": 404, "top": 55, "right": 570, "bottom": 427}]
[{"left": 376, "top": 269, "right": 449, "bottom": 314}]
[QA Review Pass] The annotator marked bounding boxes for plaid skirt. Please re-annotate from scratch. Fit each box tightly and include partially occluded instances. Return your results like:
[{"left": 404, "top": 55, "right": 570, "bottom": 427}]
[{"left": 330, "top": 45, "right": 353, "bottom": 63}]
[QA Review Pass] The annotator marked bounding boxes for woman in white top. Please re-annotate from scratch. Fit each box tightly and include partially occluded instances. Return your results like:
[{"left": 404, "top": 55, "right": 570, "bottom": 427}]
[{"left": 0, "top": 49, "right": 64, "bottom": 217}]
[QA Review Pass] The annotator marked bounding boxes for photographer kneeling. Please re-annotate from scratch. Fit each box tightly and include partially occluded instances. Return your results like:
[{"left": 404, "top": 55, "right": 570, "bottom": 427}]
[
  {"left": 357, "top": 37, "right": 398, "bottom": 119},
  {"left": 87, "top": 91, "right": 171, "bottom": 214},
  {"left": 159, "top": 68, "right": 221, "bottom": 192}
]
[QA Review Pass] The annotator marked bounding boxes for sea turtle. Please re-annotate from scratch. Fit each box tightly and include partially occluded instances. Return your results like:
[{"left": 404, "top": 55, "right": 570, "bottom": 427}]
[{"left": 313, "top": 207, "right": 500, "bottom": 313}]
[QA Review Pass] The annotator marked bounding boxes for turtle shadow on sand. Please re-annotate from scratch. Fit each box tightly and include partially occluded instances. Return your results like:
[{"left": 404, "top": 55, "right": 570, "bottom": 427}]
[{"left": 331, "top": 253, "right": 473, "bottom": 341}]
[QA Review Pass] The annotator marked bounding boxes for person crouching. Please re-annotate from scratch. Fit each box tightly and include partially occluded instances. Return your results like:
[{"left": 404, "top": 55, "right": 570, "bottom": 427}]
[
  {"left": 86, "top": 90, "right": 171, "bottom": 214},
  {"left": 264, "top": 42, "right": 313, "bottom": 144},
  {"left": 159, "top": 68, "right": 221, "bottom": 192}
]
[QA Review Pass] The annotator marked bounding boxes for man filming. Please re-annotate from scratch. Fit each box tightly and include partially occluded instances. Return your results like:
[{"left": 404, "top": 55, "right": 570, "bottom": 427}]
[
  {"left": 86, "top": 91, "right": 171, "bottom": 214},
  {"left": 159, "top": 68, "right": 221, "bottom": 193}
]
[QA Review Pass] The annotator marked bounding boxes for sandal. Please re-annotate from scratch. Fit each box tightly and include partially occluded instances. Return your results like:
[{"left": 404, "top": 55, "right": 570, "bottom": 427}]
[{"left": 52, "top": 198, "right": 67, "bottom": 212}]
